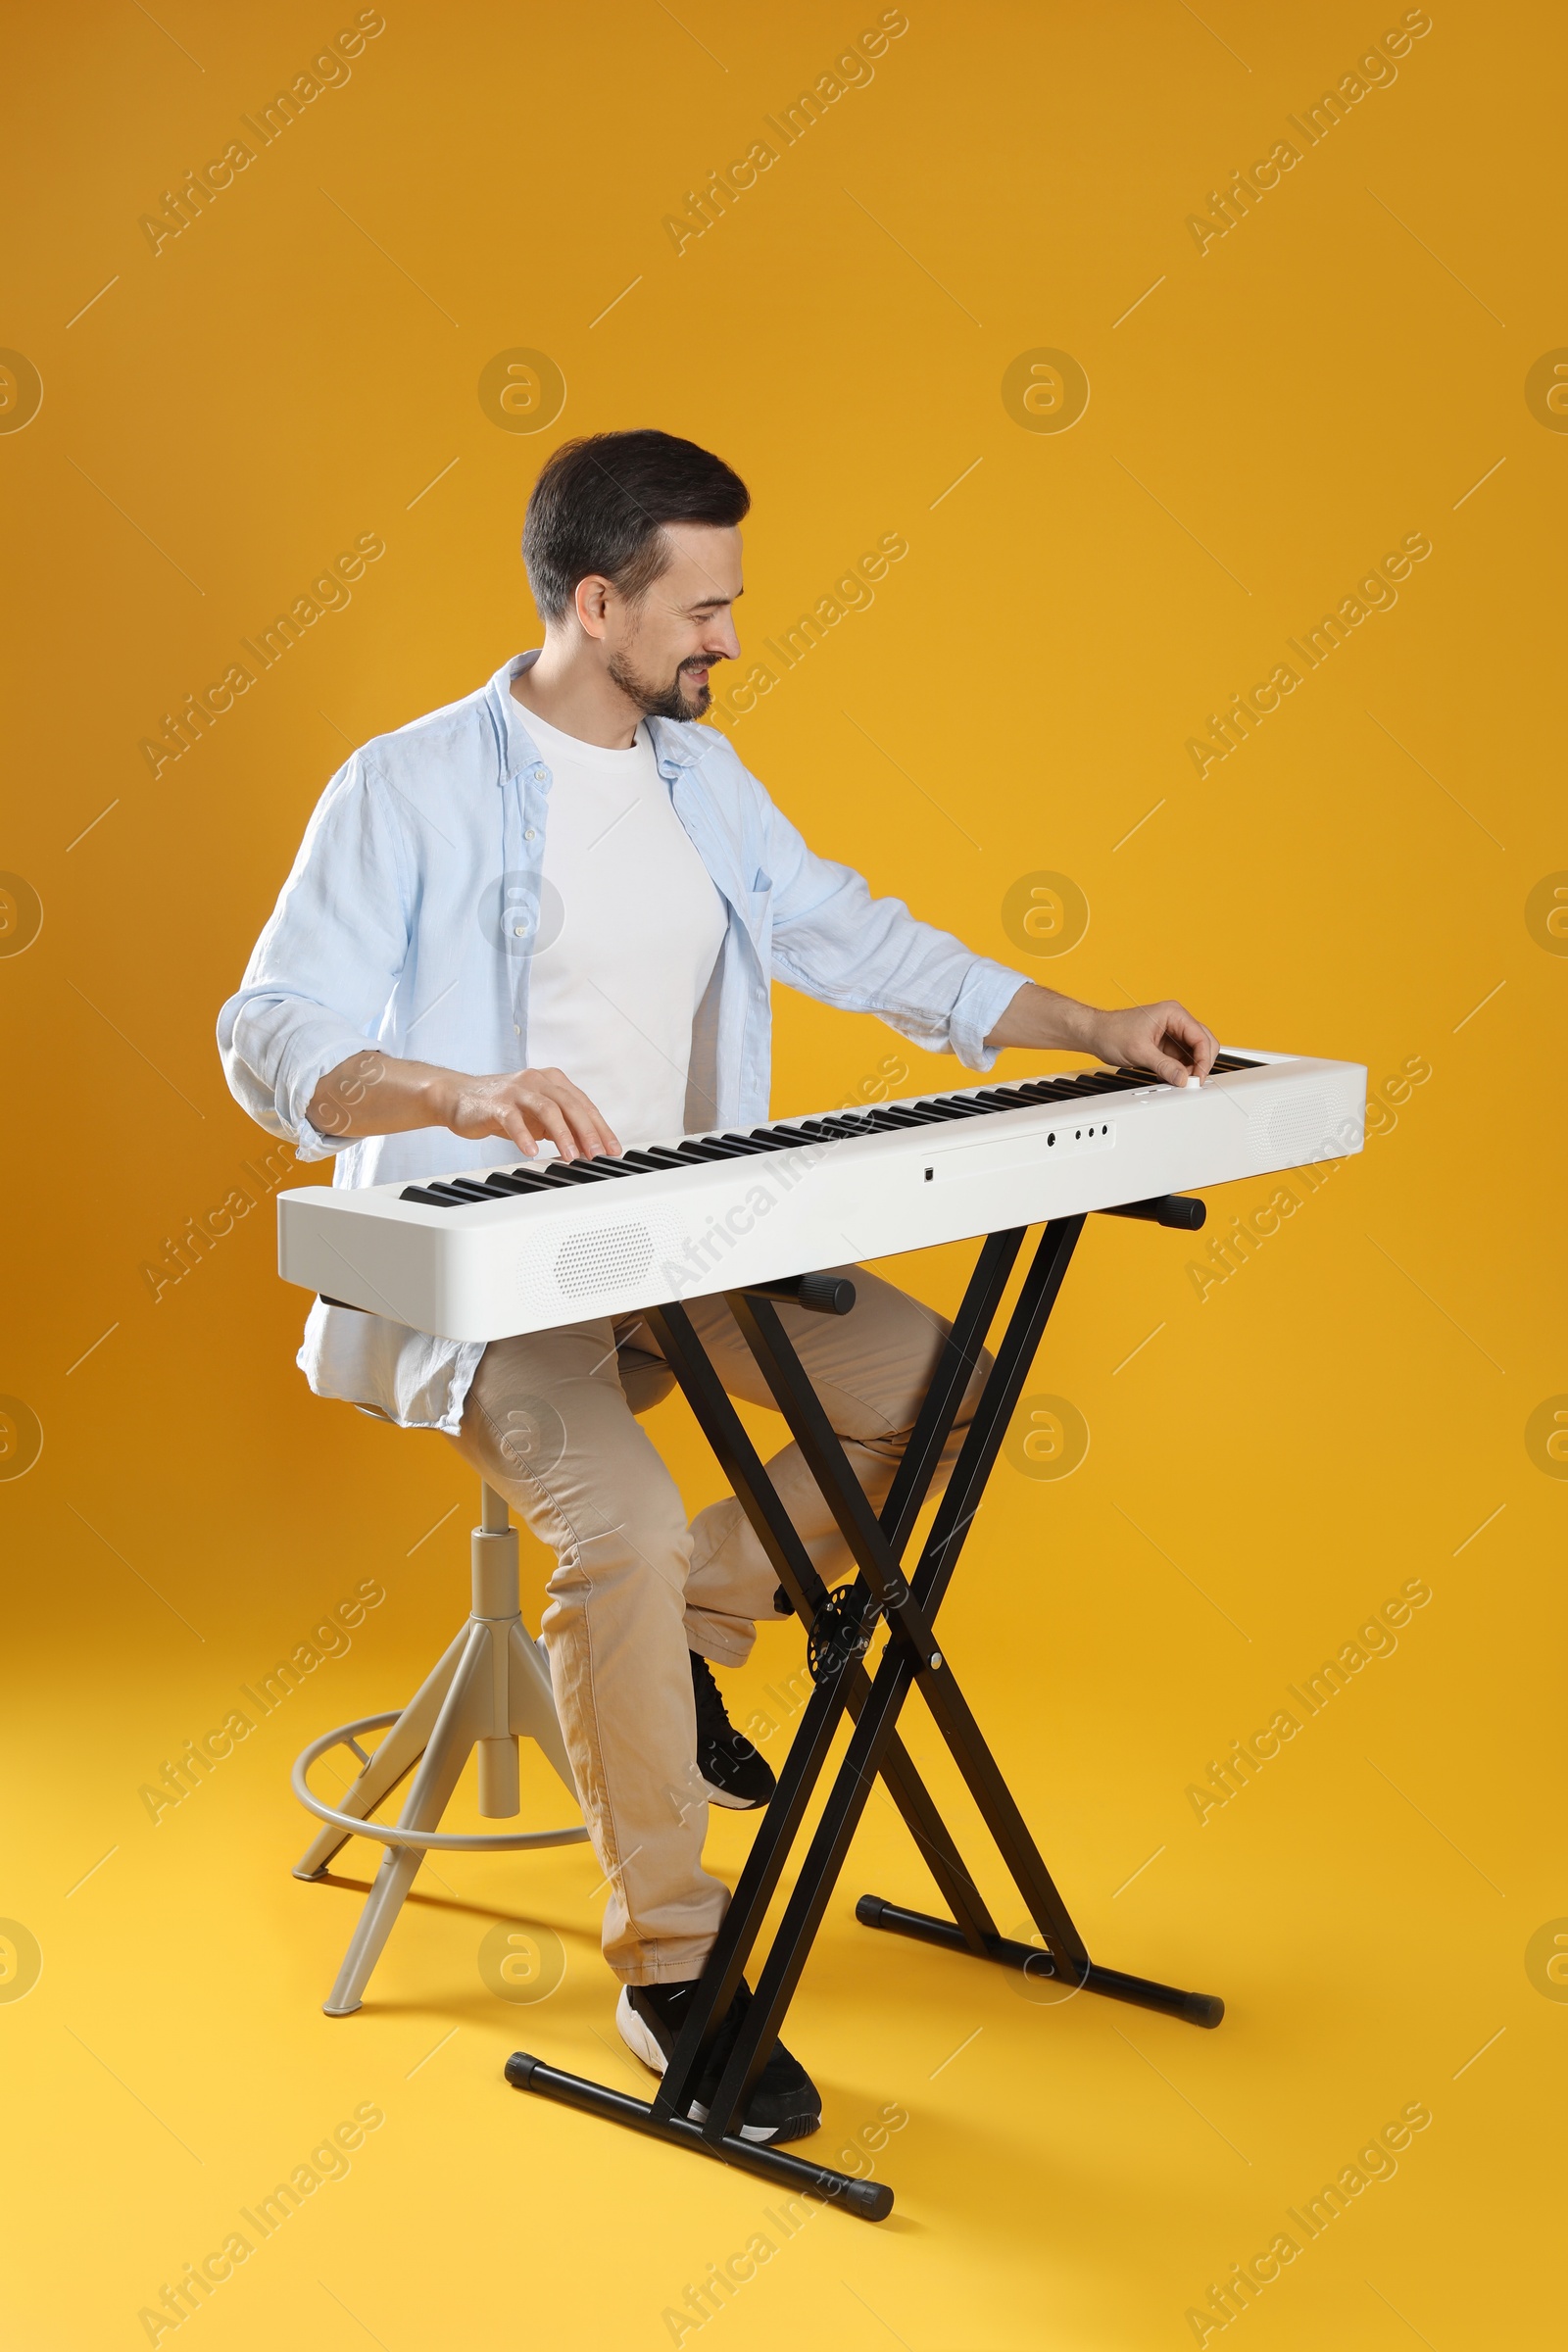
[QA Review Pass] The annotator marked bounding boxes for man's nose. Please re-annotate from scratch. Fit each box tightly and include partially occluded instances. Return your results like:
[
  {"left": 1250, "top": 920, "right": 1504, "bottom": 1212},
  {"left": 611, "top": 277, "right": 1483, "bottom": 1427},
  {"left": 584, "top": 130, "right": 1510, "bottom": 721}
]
[{"left": 707, "top": 616, "right": 741, "bottom": 661}]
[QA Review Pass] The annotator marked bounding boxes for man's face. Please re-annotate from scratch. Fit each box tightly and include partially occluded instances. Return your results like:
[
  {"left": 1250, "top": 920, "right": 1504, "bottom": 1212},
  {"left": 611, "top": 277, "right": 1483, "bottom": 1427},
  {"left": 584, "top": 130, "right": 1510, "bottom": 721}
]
[{"left": 602, "top": 522, "right": 743, "bottom": 720}]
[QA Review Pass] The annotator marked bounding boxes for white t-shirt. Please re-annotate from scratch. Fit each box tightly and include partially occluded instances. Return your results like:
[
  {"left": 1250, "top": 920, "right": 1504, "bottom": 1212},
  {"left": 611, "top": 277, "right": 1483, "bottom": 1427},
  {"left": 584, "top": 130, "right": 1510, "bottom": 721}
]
[{"left": 517, "top": 705, "right": 726, "bottom": 1151}]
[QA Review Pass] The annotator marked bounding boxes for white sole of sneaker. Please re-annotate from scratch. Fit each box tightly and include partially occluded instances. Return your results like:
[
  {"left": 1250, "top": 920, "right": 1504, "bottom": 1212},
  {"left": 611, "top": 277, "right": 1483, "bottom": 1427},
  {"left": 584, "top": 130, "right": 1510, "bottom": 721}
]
[
  {"left": 614, "top": 1986, "right": 779, "bottom": 2142},
  {"left": 699, "top": 1777, "right": 762, "bottom": 1812}
]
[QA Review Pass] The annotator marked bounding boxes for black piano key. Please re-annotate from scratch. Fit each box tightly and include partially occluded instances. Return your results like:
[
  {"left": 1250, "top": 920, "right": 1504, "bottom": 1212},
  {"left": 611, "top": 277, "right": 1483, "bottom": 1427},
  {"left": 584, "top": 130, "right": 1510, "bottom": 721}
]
[
  {"left": 580, "top": 1155, "right": 640, "bottom": 1176},
  {"left": 732, "top": 1130, "right": 797, "bottom": 1152},
  {"left": 638, "top": 1147, "right": 695, "bottom": 1169},
  {"left": 482, "top": 1169, "right": 557, "bottom": 1194},
  {"left": 675, "top": 1138, "right": 752, "bottom": 1161},
  {"left": 915, "top": 1098, "right": 989, "bottom": 1118},
  {"left": 400, "top": 1184, "right": 464, "bottom": 1207},
  {"left": 616, "top": 1150, "right": 671, "bottom": 1171},
  {"left": 970, "top": 1087, "right": 1037, "bottom": 1108}
]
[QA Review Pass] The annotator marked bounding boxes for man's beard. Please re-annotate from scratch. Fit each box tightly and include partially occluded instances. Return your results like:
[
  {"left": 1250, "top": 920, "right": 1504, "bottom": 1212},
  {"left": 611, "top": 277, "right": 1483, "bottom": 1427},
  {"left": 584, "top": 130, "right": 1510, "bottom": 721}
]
[{"left": 606, "top": 647, "right": 713, "bottom": 720}]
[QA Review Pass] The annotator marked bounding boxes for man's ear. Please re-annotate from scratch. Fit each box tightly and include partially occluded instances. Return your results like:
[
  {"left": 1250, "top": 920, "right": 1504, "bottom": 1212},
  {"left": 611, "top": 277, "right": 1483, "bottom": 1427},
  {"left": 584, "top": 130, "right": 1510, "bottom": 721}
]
[{"left": 573, "top": 573, "right": 612, "bottom": 637}]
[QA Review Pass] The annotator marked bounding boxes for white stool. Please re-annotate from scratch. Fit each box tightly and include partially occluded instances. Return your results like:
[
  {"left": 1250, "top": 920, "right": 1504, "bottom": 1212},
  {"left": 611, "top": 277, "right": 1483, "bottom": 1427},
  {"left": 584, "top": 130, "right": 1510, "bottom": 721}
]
[{"left": 291, "top": 1479, "right": 589, "bottom": 2015}]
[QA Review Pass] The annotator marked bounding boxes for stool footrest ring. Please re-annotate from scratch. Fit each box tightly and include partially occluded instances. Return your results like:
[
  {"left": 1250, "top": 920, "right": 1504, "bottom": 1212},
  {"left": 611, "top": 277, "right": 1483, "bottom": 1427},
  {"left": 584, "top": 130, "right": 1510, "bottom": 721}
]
[{"left": 291, "top": 1712, "right": 590, "bottom": 1854}]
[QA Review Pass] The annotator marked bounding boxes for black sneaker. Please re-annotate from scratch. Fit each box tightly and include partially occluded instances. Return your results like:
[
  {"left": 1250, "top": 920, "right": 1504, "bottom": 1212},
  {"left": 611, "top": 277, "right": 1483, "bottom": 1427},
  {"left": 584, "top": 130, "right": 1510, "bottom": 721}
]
[
  {"left": 690, "top": 1650, "right": 776, "bottom": 1811},
  {"left": 616, "top": 1977, "right": 821, "bottom": 2143}
]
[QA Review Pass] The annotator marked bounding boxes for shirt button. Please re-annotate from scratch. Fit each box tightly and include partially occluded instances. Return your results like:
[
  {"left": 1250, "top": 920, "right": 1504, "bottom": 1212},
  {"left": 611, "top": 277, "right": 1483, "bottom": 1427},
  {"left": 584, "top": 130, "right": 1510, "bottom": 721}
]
[
  {"left": 531, "top": 765, "right": 548, "bottom": 784},
  {"left": 514, "top": 1024, "right": 521, "bottom": 1036},
  {"left": 524, "top": 828, "right": 536, "bottom": 842}
]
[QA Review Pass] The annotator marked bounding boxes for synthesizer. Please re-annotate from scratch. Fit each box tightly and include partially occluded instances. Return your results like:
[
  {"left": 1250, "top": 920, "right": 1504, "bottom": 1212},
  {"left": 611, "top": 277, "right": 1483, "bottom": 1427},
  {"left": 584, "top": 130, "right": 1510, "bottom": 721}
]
[{"left": 276, "top": 1050, "right": 1366, "bottom": 1343}]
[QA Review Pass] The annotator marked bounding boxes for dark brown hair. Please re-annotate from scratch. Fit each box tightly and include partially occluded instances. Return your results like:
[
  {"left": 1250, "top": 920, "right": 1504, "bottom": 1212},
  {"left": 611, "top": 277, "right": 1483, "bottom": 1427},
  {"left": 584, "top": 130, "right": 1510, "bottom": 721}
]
[{"left": 522, "top": 429, "right": 750, "bottom": 621}]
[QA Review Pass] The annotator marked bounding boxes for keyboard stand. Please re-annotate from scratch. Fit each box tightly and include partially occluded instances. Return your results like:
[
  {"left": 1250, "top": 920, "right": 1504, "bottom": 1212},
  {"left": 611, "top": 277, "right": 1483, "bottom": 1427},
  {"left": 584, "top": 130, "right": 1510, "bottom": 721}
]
[{"left": 506, "top": 1205, "right": 1224, "bottom": 2221}]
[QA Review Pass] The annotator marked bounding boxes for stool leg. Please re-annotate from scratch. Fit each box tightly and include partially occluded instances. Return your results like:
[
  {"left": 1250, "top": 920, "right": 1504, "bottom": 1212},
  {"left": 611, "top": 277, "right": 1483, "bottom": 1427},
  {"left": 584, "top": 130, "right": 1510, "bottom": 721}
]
[
  {"left": 472, "top": 1494, "right": 521, "bottom": 1817},
  {"left": 321, "top": 1621, "right": 490, "bottom": 2016},
  {"left": 293, "top": 1625, "right": 468, "bottom": 1882}
]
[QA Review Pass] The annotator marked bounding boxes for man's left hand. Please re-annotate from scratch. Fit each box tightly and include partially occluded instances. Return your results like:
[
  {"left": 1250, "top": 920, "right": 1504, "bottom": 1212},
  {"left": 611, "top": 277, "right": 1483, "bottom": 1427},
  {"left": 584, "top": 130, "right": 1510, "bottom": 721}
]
[
  {"left": 986, "top": 982, "right": 1219, "bottom": 1087},
  {"left": 1081, "top": 999, "right": 1219, "bottom": 1087}
]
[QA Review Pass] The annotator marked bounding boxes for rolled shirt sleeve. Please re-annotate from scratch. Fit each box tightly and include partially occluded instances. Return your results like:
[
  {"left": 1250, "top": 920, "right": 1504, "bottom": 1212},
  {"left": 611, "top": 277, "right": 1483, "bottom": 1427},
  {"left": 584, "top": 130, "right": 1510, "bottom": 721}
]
[
  {"left": 217, "top": 753, "right": 415, "bottom": 1158},
  {"left": 759, "top": 791, "right": 1029, "bottom": 1073}
]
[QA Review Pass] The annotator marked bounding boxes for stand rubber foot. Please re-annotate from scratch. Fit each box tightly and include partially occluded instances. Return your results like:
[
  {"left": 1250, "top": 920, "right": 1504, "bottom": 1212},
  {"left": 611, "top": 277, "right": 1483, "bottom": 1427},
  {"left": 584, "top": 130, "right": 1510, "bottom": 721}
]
[
  {"left": 505, "top": 2051, "right": 894, "bottom": 2219},
  {"left": 856, "top": 1895, "right": 1225, "bottom": 2029}
]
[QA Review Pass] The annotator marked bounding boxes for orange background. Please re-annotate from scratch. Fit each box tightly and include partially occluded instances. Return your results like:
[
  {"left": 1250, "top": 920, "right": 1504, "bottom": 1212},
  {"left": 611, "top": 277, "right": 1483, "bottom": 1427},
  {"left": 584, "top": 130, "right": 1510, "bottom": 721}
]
[{"left": 2, "top": 3, "right": 1563, "bottom": 2345}]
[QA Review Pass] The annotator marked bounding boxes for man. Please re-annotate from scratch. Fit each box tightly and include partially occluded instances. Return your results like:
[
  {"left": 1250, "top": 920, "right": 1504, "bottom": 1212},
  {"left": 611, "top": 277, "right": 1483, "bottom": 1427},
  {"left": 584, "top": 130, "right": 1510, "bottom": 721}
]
[{"left": 220, "top": 429, "right": 1216, "bottom": 2144}]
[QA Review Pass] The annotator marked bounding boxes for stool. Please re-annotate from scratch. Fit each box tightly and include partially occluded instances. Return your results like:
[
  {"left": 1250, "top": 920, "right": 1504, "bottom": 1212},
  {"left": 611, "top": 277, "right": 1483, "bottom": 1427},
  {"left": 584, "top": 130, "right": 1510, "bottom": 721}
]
[{"left": 291, "top": 1479, "right": 589, "bottom": 2015}]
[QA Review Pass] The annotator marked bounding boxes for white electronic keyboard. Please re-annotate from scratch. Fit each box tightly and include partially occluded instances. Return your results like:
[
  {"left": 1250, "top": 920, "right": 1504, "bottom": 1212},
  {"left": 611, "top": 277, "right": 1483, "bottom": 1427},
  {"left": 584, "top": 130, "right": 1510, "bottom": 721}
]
[{"left": 276, "top": 1050, "right": 1365, "bottom": 1342}]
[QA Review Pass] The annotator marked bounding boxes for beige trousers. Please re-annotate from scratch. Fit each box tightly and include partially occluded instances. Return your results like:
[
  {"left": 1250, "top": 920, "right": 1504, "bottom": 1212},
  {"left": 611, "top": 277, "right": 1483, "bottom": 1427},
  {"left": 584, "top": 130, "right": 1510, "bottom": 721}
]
[{"left": 446, "top": 1265, "right": 989, "bottom": 1983}]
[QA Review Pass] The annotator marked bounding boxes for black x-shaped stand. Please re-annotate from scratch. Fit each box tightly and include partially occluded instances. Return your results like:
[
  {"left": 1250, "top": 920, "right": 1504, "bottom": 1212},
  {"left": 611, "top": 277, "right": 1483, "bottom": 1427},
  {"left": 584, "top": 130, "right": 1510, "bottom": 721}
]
[{"left": 507, "top": 1204, "right": 1224, "bottom": 2221}]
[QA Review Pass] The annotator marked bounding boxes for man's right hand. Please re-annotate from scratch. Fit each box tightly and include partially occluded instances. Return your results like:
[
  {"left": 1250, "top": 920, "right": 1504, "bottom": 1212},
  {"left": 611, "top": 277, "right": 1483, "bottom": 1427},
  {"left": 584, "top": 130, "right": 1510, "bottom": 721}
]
[
  {"left": 308, "top": 1053, "right": 621, "bottom": 1162},
  {"left": 443, "top": 1066, "right": 621, "bottom": 1162}
]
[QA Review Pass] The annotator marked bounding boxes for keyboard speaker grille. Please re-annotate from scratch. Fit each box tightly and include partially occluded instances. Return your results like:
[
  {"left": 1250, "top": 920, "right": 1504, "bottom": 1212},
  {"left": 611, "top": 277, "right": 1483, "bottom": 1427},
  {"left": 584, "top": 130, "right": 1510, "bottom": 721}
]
[
  {"left": 554, "top": 1222, "right": 655, "bottom": 1299},
  {"left": 1267, "top": 1097, "right": 1333, "bottom": 1161}
]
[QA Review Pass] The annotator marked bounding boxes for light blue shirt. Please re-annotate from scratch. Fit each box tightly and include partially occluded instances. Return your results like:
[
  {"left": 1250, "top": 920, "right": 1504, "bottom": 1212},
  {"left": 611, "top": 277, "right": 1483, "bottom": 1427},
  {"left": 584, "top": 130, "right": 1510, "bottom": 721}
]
[{"left": 218, "top": 651, "right": 1028, "bottom": 1431}]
